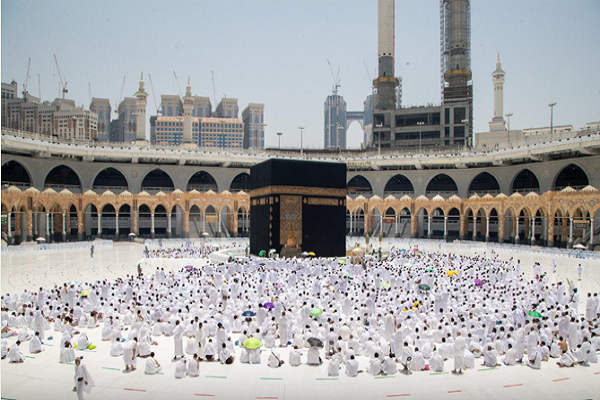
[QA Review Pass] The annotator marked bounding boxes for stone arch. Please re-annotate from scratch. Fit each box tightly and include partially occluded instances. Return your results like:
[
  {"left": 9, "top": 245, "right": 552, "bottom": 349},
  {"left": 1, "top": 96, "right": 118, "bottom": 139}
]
[
  {"left": 187, "top": 171, "right": 218, "bottom": 192},
  {"left": 553, "top": 164, "right": 589, "bottom": 191},
  {"left": 347, "top": 175, "right": 373, "bottom": 197},
  {"left": 425, "top": 174, "right": 458, "bottom": 197},
  {"left": 44, "top": 165, "right": 83, "bottom": 193},
  {"left": 430, "top": 207, "right": 445, "bottom": 239},
  {"left": 447, "top": 207, "right": 461, "bottom": 240},
  {"left": 93, "top": 167, "right": 129, "bottom": 193},
  {"left": 141, "top": 169, "right": 175, "bottom": 193},
  {"left": 384, "top": 174, "right": 415, "bottom": 196},
  {"left": 511, "top": 169, "right": 540, "bottom": 194},
  {"left": 219, "top": 205, "right": 235, "bottom": 237},
  {"left": 230, "top": 172, "right": 250, "bottom": 193},
  {"left": 415, "top": 207, "right": 429, "bottom": 239},
  {"left": 1, "top": 160, "right": 32, "bottom": 188},
  {"left": 468, "top": 172, "right": 501, "bottom": 196}
]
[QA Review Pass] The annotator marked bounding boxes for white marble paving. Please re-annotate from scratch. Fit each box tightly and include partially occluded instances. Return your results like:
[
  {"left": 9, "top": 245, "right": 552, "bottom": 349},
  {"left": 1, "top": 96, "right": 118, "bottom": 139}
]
[{"left": 2, "top": 240, "right": 599, "bottom": 400}]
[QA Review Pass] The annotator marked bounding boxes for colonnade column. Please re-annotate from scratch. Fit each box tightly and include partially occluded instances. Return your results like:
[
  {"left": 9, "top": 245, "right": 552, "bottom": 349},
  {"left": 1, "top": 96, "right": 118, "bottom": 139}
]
[
  {"left": 395, "top": 215, "right": 399, "bottom": 237},
  {"left": 115, "top": 213, "right": 119, "bottom": 241},
  {"left": 427, "top": 215, "right": 432, "bottom": 239},
  {"left": 498, "top": 215, "right": 505, "bottom": 244},
  {"left": 472, "top": 216, "right": 477, "bottom": 241},
  {"left": 530, "top": 216, "right": 536, "bottom": 246},
  {"left": 443, "top": 216, "right": 448, "bottom": 241},
  {"left": 459, "top": 216, "right": 466, "bottom": 240},
  {"left": 26, "top": 210, "right": 33, "bottom": 242},
  {"left": 62, "top": 213, "right": 67, "bottom": 242},
  {"left": 182, "top": 211, "right": 189, "bottom": 239},
  {"left": 547, "top": 216, "right": 555, "bottom": 247},
  {"left": 514, "top": 216, "right": 519, "bottom": 244},
  {"left": 410, "top": 214, "right": 418, "bottom": 239},
  {"left": 568, "top": 217, "right": 574, "bottom": 249},
  {"left": 77, "top": 212, "right": 85, "bottom": 241},
  {"left": 7, "top": 212, "right": 13, "bottom": 245},
  {"left": 350, "top": 213, "right": 354, "bottom": 235},
  {"left": 150, "top": 212, "right": 155, "bottom": 239},
  {"left": 97, "top": 212, "right": 102, "bottom": 238},
  {"left": 45, "top": 212, "right": 50, "bottom": 240},
  {"left": 167, "top": 213, "right": 172, "bottom": 238},
  {"left": 485, "top": 216, "right": 490, "bottom": 242},
  {"left": 590, "top": 218, "right": 594, "bottom": 250}
]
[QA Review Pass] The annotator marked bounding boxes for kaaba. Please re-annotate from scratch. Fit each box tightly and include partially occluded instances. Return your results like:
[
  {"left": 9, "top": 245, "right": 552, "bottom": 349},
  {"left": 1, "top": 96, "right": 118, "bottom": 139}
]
[{"left": 250, "top": 159, "right": 347, "bottom": 258}]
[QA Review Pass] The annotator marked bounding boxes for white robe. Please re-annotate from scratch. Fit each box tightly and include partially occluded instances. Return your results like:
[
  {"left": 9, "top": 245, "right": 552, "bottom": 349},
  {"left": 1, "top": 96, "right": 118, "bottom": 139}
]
[
  {"left": 307, "top": 347, "right": 321, "bottom": 365},
  {"left": 268, "top": 351, "right": 282, "bottom": 368},
  {"left": 429, "top": 352, "right": 444, "bottom": 372},
  {"left": 345, "top": 359, "right": 359, "bottom": 377},
  {"left": 289, "top": 349, "right": 302, "bottom": 366},
  {"left": 503, "top": 348, "right": 516, "bottom": 366},
  {"left": 174, "top": 359, "right": 187, "bottom": 378},
  {"left": 75, "top": 362, "right": 94, "bottom": 398},
  {"left": 29, "top": 335, "right": 44, "bottom": 353},
  {"left": 145, "top": 358, "right": 161, "bottom": 375},
  {"left": 8, "top": 344, "right": 24, "bottom": 362},
  {"left": 187, "top": 359, "right": 200, "bottom": 377},
  {"left": 382, "top": 357, "right": 398, "bottom": 374}
]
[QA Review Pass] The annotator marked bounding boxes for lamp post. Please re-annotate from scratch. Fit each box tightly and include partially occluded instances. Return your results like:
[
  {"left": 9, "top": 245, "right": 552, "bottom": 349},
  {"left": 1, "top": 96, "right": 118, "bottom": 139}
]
[
  {"left": 276, "top": 131, "right": 283, "bottom": 150},
  {"left": 548, "top": 102, "right": 556, "bottom": 140},
  {"left": 298, "top": 126, "right": 305, "bottom": 156},
  {"left": 417, "top": 121, "right": 424, "bottom": 153},
  {"left": 505, "top": 113, "right": 513, "bottom": 147}
]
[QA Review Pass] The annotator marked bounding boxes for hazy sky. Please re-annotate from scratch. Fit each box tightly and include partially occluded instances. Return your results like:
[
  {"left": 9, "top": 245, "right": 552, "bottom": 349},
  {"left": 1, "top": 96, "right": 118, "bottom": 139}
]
[{"left": 2, "top": 0, "right": 599, "bottom": 149}]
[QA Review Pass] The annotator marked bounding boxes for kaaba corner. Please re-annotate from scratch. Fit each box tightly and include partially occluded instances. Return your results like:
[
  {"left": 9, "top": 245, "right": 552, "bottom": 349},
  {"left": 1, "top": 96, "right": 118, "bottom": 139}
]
[{"left": 249, "top": 159, "right": 347, "bottom": 258}]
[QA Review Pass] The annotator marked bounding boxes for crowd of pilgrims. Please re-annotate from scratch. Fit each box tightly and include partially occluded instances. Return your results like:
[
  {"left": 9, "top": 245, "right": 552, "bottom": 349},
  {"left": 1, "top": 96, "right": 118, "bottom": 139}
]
[{"left": 2, "top": 244, "right": 600, "bottom": 380}]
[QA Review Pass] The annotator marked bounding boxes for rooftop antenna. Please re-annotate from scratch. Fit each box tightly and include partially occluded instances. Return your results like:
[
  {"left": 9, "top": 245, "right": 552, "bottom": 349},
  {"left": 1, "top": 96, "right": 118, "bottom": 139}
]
[
  {"left": 88, "top": 82, "right": 92, "bottom": 103},
  {"left": 148, "top": 73, "right": 160, "bottom": 115},
  {"left": 173, "top": 71, "right": 183, "bottom": 98},
  {"left": 38, "top": 73, "right": 41, "bottom": 101}
]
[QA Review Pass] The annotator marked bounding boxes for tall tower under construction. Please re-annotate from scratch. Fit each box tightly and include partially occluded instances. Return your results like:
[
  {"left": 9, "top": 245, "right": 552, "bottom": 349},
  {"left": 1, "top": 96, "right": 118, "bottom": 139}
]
[
  {"left": 441, "top": 0, "right": 473, "bottom": 144},
  {"left": 374, "top": 0, "right": 399, "bottom": 111}
]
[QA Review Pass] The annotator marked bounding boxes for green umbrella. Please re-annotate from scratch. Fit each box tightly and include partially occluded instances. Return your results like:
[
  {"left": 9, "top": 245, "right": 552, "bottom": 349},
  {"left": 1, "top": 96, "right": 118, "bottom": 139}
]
[
  {"left": 418, "top": 284, "right": 431, "bottom": 291},
  {"left": 243, "top": 337, "right": 262, "bottom": 349},
  {"left": 80, "top": 290, "right": 91, "bottom": 297},
  {"left": 343, "top": 271, "right": 351, "bottom": 277},
  {"left": 425, "top": 269, "right": 434, "bottom": 273},
  {"left": 381, "top": 282, "right": 391, "bottom": 288},
  {"left": 403, "top": 262, "right": 413, "bottom": 267},
  {"left": 528, "top": 311, "right": 542, "bottom": 318},
  {"left": 258, "top": 250, "right": 267, "bottom": 257},
  {"left": 338, "top": 260, "right": 347, "bottom": 265},
  {"left": 310, "top": 307, "right": 323, "bottom": 317}
]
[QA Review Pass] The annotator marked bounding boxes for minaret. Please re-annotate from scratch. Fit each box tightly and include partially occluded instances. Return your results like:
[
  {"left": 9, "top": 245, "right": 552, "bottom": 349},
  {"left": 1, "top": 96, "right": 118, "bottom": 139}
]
[
  {"left": 374, "top": 0, "right": 399, "bottom": 111},
  {"left": 182, "top": 78, "right": 195, "bottom": 148},
  {"left": 134, "top": 72, "right": 149, "bottom": 145},
  {"left": 488, "top": 52, "right": 507, "bottom": 132}
]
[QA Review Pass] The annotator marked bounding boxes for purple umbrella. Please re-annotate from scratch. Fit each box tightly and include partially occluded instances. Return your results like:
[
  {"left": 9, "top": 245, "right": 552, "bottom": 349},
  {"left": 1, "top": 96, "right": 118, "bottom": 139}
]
[
  {"left": 474, "top": 278, "right": 484, "bottom": 287},
  {"left": 263, "top": 302, "right": 275, "bottom": 310}
]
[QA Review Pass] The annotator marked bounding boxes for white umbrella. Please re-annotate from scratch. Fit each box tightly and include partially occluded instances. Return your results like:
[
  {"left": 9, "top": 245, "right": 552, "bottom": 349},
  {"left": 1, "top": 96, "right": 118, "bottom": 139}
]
[
  {"left": 573, "top": 244, "right": 587, "bottom": 250},
  {"left": 202, "top": 232, "right": 210, "bottom": 237},
  {"left": 36, "top": 237, "right": 46, "bottom": 242}
]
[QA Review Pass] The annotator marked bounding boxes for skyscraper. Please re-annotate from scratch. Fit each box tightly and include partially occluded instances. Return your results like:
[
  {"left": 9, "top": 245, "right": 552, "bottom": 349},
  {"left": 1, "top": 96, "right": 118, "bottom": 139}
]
[
  {"left": 324, "top": 94, "right": 347, "bottom": 149},
  {"left": 242, "top": 103, "right": 265, "bottom": 149}
]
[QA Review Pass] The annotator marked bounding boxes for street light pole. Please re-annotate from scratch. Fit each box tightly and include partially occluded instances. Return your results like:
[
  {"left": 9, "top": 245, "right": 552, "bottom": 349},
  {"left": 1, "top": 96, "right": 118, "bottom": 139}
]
[
  {"left": 548, "top": 102, "right": 556, "bottom": 140},
  {"left": 417, "top": 121, "right": 424, "bottom": 153},
  {"left": 277, "top": 131, "right": 282, "bottom": 150},
  {"left": 298, "top": 126, "right": 305, "bottom": 156},
  {"left": 505, "top": 113, "right": 513, "bottom": 147}
]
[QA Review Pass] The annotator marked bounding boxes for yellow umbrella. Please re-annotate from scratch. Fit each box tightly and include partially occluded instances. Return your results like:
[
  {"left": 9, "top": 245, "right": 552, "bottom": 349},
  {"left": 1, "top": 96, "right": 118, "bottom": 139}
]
[{"left": 308, "top": 252, "right": 316, "bottom": 256}]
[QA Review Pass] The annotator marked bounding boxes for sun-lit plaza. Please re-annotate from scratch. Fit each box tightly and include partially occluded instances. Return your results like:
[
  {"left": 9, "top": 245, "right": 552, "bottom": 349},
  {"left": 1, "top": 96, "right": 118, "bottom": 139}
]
[{"left": 2, "top": 239, "right": 599, "bottom": 400}]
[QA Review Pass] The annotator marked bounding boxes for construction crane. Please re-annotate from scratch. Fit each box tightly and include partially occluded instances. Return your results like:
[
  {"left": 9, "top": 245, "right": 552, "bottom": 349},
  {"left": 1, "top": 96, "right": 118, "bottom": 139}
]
[
  {"left": 114, "top": 75, "right": 126, "bottom": 114},
  {"left": 148, "top": 74, "right": 160, "bottom": 115},
  {"left": 173, "top": 71, "right": 183, "bottom": 98},
  {"left": 22, "top": 58, "right": 31, "bottom": 100},
  {"left": 38, "top": 74, "right": 41, "bottom": 101},
  {"left": 327, "top": 59, "right": 341, "bottom": 96},
  {"left": 88, "top": 82, "right": 92, "bottom": 103},
  {"left": 53, "top": 54, "right": 68, "bottom": 99}
]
